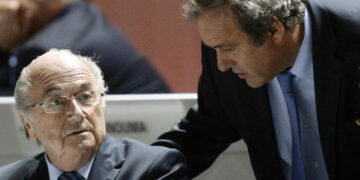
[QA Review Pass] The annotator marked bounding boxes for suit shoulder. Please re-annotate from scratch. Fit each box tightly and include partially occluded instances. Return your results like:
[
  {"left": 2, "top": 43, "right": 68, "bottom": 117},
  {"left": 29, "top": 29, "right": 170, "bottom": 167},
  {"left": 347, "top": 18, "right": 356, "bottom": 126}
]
[
  {"left": 311, "top": 0, "right": 360, "bottom": 26},
  {"left": 114, "top": 137, "right": 186, "bottom": 168},
  {"left": 0, "top": 153, "right": 44, "bottom": 179},
  {"left": 113, "top": 138, "right": 188, "bottom": 179},
  {"left": 116, "top": 138, "right": 179, "bottom": 157},
  {"left": 309, "top": 0, "right": 360, "bottom": 55}
]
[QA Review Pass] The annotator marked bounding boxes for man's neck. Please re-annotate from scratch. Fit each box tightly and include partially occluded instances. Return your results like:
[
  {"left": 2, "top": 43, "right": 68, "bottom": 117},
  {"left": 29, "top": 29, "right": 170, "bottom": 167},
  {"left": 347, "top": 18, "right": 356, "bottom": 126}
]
[
  {"left": 45, "top": 153, "right": 96, "bottom": 180},
  {"left": 46, "top": 149, "right": 96, "bottom": 172},
  {"left": 283, "top": 23, "right": 305, "bottom": 70}
]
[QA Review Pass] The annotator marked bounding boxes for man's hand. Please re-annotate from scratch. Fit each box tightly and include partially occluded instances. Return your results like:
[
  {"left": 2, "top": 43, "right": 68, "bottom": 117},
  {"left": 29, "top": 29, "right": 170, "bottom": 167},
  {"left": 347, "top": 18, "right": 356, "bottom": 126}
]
[{"left": 0, "top": 0, "right": 34, "bottom": 51}]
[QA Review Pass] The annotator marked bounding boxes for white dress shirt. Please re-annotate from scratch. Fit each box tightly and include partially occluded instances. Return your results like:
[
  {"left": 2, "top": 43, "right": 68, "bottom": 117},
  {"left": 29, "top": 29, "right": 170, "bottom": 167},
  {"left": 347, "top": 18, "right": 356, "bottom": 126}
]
[
  {"left": 45, "top": 153, "right": 95, "bottom": 180},
  {"left": 268, "top": 8, "right": 328, "bottom": 180}
]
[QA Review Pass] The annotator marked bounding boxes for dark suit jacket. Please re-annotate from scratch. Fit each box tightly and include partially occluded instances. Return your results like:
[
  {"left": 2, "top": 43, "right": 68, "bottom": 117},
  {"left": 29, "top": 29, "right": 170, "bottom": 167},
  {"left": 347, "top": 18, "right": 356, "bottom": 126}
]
[
  {"left": 154, "top": 0, "right": 360, "bottom": 179},
  {"left": 0, "top": 135, "right": 188, "bottom": 180},
  {"left": 0, "top": 1, "right": 169, "bottom": 95}
]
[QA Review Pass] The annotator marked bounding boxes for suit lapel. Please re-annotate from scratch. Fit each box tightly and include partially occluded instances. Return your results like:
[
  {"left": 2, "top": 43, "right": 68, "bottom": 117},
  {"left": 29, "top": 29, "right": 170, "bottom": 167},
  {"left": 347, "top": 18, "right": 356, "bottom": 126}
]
[
  {"left": 88, "top": 135, "right": 125, "bottom": 180},
  {"left": 204, "top": 37, "right": 284, "bottom": 177},
  {"left": 241, "top": 83, "right": 284, "bottom": 179},
  {"left": 22, "top": 137, "right": 125, "bottom": 180},
  {"left": 22, "top": 153, "right": 49, "bottom": 180},
  {"left": 308, "top": 2, "right": 342, "bottom": 179},
  {"left": 217, "top": 70, "right": 283, "bottom": 178}
]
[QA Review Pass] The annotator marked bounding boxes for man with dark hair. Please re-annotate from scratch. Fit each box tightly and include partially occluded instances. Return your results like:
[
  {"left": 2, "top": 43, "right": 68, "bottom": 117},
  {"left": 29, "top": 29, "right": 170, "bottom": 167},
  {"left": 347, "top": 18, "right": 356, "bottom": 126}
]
[
  {"left": 154, "top": 0, "right": 360, "bottom": 179},
  {"left": 0, "top": 49, "right": 187, "bottom": 180},
  {"left": 0, "top": 0, "right": 169, "bottom": 95}
]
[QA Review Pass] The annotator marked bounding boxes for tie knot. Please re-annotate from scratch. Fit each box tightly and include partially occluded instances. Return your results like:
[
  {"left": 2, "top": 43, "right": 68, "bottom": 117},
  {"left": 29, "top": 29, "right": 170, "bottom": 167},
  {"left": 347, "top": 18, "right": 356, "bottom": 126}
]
[
  {"left": 58, "top": 171, "right": 85, "bottom": 180},
  {"left": 277, "top": 71, "right": 294, "bottom": 93}
]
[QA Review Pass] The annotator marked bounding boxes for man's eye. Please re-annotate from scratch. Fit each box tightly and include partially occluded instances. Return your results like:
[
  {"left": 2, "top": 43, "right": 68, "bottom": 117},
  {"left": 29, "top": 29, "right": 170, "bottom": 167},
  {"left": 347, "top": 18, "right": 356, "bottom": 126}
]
[
  {"left": 78, "top": 92, "right": 93, "bottom": 101},
  {"left": 222, "top": 47, "right": 234, "bottom": 51},
  {"left": 49, "top": 98, "right": 63, "bottom": 106}
]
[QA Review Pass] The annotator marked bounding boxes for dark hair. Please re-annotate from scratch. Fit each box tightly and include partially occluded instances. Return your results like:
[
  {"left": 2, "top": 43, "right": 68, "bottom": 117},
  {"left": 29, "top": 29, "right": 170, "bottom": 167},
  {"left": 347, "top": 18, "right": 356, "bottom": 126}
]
[{"left": 183, "top": 0, "right": 307, "bottom": 46}]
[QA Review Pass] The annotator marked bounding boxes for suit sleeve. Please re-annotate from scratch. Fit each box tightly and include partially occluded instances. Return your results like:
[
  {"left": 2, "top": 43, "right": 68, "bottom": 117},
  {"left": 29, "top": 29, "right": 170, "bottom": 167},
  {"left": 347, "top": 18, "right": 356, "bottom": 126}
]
[
  {"left": 153, "top": 43, "right": 242, "bottom": 178},
  {"left": 145, "top": 149, "right": 188, "bottom": 180}
]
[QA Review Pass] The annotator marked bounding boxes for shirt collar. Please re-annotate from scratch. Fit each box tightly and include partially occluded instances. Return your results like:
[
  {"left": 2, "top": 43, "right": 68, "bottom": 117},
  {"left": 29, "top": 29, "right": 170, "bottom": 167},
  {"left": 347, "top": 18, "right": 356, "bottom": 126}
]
[
  {"left": 289, "top": 8, "right": 314, "bottom": 80},
  {"left": 45, "top": 153, "right": 96, "bottom": 180}
]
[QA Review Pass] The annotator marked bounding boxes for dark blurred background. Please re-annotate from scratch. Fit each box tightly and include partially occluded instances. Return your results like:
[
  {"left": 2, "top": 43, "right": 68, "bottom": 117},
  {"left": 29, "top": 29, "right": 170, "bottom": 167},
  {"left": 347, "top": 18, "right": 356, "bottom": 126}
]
[{"left": 92, "top": 0, "right": 201, "bottom": 92}]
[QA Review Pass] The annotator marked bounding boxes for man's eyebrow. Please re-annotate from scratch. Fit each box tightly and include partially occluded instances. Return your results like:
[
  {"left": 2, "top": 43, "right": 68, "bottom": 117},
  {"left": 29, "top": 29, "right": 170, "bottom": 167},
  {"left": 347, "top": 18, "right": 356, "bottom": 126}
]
[
  {"left": 44, "top": 83, "right": 93, "bottom": 95},
  {"left": 213, "top": 42, "right": 236, "bottom": 49},
  {"left": 79, "top": 83, "right": 92, "bottom": 89},
  {"left": 44, "top": 87, "right": 62, "bottom": 95},
  {"left": 213, "top": 44, "right": 226, "bottom": 49},
  {"left": 202, "top": 40, "right": 227, "bottom": 49}
]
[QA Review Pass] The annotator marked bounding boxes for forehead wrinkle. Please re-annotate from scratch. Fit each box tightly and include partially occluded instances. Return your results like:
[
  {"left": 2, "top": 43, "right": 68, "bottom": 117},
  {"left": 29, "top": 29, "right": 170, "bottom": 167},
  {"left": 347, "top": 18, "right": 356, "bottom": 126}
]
[
  {"left": 31, "top": 67, "right": 94, "bottom": 98},
  {"left": 198, "top": 6, "right": 243, "bottom": 48},
  {"left": 199, "top": 19, "right": 241, "bottom": 48},
  {"left": 44, "top": 82, "right": 92, "bottom": 96},
  {"left": 27, "top": 51, "right": 97, "bottom": 103},
  {"left": 198, "top": 21, "right": 226, "bottom": 47}
]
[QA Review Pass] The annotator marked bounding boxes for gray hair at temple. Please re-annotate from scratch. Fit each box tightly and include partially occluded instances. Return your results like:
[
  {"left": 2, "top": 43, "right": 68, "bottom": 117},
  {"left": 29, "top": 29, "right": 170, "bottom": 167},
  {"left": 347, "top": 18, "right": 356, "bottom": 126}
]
[
  {"left": 183, "top": 0, "right": 307, "bottom": 46},
  {"left": 14, "top": 49, "right": 108, "bottom": 114}
]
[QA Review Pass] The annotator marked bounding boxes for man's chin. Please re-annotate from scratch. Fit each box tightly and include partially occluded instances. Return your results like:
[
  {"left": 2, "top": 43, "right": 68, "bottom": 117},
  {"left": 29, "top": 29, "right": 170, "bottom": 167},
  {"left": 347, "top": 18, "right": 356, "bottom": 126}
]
[
  {"left": 66, "top": 132, "right": 97, "bottom": 150},
  {"left": 245, "top": 79, "right": 267, "bottom": 88}
]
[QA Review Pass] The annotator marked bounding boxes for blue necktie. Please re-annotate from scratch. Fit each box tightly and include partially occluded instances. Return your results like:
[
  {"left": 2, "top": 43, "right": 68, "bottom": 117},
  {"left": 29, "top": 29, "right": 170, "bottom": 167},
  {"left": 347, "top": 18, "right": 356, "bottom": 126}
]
[
  {"left": 277, "top": 72, "right": 306, "bottom": 180},
  {"left": 58, "top": 171, "right": 85, "bottom": 180}
]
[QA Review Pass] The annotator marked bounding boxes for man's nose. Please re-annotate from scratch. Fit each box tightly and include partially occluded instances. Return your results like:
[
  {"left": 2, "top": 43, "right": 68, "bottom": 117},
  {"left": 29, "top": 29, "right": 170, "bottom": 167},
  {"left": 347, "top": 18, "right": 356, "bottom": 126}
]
[
  {"left": 65, "top": 99, "right": 85, "bottom": 119},
  {"left": 216, "top": 51, "right": 236, "bottom": 72}
]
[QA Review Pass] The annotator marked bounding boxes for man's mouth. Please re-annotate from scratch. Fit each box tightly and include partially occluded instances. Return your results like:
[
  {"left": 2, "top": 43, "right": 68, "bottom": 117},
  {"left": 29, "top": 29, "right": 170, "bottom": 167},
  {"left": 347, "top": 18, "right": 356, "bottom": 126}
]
[
  {"left": 236, "top": 72, "right": 247, "bottom": 79},
  {"left": 68, "top": 129, "right": 89, "bottom": 136}
]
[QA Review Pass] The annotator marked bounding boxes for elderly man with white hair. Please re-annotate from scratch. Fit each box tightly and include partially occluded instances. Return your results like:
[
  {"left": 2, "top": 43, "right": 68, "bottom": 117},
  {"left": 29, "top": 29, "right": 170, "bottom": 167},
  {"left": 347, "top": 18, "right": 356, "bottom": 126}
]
[{"left": 0, "top": 49, "right": 187, "bottom": 180}]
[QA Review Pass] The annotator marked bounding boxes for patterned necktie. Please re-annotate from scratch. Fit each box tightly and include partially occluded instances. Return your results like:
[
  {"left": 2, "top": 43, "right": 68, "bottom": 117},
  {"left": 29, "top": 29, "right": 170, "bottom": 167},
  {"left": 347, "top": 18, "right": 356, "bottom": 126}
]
[
  {"left": 277, "top": 72, "right": 306, "bottom": 180},
  {"left": 58, "top": 171, "right": 85, "bottom": 180}
]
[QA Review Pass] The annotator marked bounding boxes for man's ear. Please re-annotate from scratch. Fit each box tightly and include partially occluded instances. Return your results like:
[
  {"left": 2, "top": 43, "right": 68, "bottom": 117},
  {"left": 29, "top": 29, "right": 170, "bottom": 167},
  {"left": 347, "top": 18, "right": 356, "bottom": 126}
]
[
  {"left": 269, "top": 19, "right": 285, "bottom": 44},
  {"left": 18, "top": 111, "right": 37, "bottom": 142}
]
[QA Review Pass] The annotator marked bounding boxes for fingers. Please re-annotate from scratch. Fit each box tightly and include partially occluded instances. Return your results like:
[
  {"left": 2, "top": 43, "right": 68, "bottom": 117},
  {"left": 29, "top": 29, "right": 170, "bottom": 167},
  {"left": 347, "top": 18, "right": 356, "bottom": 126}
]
[
  {"left": 17, "top": 2, "right": 34, "bottom": 33},
  {"left": 0, "top": 0, "right": 33, "bottom": 50}
]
